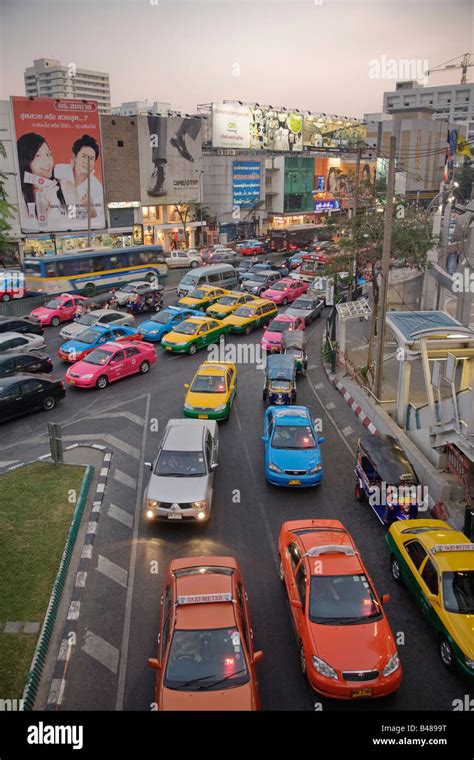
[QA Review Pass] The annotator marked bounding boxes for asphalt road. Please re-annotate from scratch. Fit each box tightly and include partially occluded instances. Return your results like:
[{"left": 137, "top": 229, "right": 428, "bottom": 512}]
[{"left": 1, "top": 294, "right": 470, "bottom": 712}]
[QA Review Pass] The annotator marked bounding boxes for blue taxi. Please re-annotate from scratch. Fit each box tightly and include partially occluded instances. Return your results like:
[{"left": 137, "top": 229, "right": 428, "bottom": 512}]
[
  {"left": 138, "top": 306, "right": 202, "bottom": 343},
  {"left": 58, "top": 324, "right": 140, "bottom": 363},
  {"left": 262, "top": 405, "right": 324, "bottom": 487}
]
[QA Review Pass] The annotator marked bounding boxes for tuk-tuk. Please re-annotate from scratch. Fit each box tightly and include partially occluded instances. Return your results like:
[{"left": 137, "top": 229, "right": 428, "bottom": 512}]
[
  {"left": 263, "top": 354, "right": 297, "bottom": 406},
  {"left": 75, "top": 291, "right": 118, "bottom": 318},
  {"left": 126, "top": 287, "right": 163, "bottom": 314},
  {"left": 354, "top": 434, "right": 425, "bottom": 524},
  {"left": 282, "top": 330, "right": 308, "bottom": 374}
]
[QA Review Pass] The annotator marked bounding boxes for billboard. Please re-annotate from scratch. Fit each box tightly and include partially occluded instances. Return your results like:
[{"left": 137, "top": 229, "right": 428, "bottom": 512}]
[
  {"left": 212, "top": 103, "right": 250, "bottom": 149},
  {"left": 212, "top": 103, "right": 303, "bottom": 152},
  {"left": 232, "top": 161, "right": 261, "bottom": 207},
  {"left": 138, "top": 115, "right": 202, "bottom": 205},
  {"left": 303, "top": 116, "right": 366, "bottom": 150},
  {"left": 314, "top": 157, "right": 375, "bottom": 200},
  {"left": 11, "top": 96, "right": 105, "bottom": 233}
]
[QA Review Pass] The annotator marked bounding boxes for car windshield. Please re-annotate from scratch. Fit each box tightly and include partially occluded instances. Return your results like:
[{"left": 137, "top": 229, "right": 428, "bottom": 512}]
[
  {"left": 164, "top": 627, "right": 249, "bottom": 691},
  {"left": 442, "top": 571, "right": 474, "bottom": 614},
  {"left": 78, "top": 314, "right": 97, "bottom": 326},
  {"left": 234, "top": 307, "right": 254, "bottom": 318},
  {"left": 151, "top": 311, "right": 174, "bottom": 324},
  {"left": 154, "top": 449, "right": 207, "bottom": 477},
  {"left": 309, "top": 575, "right": 382, "bottom": 624},
  {"left": 248, "top": 274, "right": 267, "bottom": 283},
  {"left": 181, "top": 274, "right": 199, "bottom": 286},
  {"left": 269, "top": 380, "right": 291, "bottom": 390},
  {"left": 292, "top": 299, "right": 312, "bottom": 309},
  {"left": 268, "top": 319, "right": 291, "bottom": 333},
  {"left": 191, "top": 375, "right": 226, "bottom": 393},
  {"left": 271, "top": 424, "right": 316, "bottom": 449},
  {"left": 269, "top": 282, "right": 288, "bottom": 291},
  {"left": 44, "top": 299, "right": 63, "bottom": 309},
  {"left": 188, "top": 289, "right": 207, "bottom": 299},
  {"left": 119, "top": 284, "right": 137, "bottom": 293},
  {"left": 74, "top": 329, "right": 101, "bottom": 345},
  {"left": 174, "top": 322, "right": 200, "bottom": 335},
  {"left": 83, "top": 349, "right": 113, "bottom": 366},
  {"left": 217, "top": 296, "right": 238, "bottom": 306}
]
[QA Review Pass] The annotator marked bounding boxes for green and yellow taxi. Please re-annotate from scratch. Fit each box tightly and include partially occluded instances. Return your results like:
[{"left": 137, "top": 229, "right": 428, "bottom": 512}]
[
  {"left": 206, "top": 291, "right": 256, "bottom": 319},
  {"left": 183, "top": 361, "right": 237, "bottom": 420},
  {"left": 387, "top": 519, "right": 474, "bottom": 680},
  {"left": 221, "top": 298, "right": 277, "bottom": 335},
  {"left": 161, "top": 315, "right": 230, "bottom": 355},
  {"left": 177, "top": 285, "right": 228, "bottom": 312}
]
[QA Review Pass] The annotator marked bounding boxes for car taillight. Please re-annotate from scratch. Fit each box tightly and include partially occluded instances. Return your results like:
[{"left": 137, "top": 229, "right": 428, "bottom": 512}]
[
  {"left": 47, "top": 357, "right": 52, "bottom": 364},
  {"left": 59, "top": 380, "right": 65, "bottom": 389}
]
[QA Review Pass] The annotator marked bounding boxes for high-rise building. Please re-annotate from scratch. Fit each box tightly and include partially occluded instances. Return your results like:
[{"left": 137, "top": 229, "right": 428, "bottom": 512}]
[
  {"left": 24, "top": 58, "right": 111, "bottom": 113},
  {"left": 111, "top": 101, "right": 172, "bottom": 116}
]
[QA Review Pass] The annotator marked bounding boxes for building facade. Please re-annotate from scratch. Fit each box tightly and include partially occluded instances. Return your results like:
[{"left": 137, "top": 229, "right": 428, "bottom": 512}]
[
  {"left": 111, "top": 101, "right": 172, "bottom": 117},
  {"left": 24, "top": 58, "right": 111, "bottom": 114}
]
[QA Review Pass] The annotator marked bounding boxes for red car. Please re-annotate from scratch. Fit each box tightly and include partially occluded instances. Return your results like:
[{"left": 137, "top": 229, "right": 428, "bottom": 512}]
[
  {"left": 236, "top": 240, "right": 266, "bottom": 256},
  {"left": 278, "top": 519, "right": 402, "bottom": 700},
  {"left": 261, "top": 277, "right": 308, "bottom": 306},
  {"left": 261, "top": 314, "right": 305, "bottom": 353},
  {"left": 30, "top": 294, "right": 87, "bottom": 327},
  {"left": 65, "top": 340, "right": 156, "bottom": 389}
]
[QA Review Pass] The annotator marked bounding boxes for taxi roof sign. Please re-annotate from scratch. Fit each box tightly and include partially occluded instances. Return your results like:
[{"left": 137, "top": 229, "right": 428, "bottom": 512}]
[
  {"left": 306, "top": 545, "right": 356, "bottom": 557},
  {"left": 431, "top": 543, "right": 474, "bottom": 554},
  {"left": 177, "top": 593, "right": 232, "bottom": 605}
]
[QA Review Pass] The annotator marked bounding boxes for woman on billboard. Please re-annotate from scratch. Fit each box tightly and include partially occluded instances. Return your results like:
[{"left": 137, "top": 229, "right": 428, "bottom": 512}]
[{"left": 17, "top": 132, "right": 68, "bottom": 230}]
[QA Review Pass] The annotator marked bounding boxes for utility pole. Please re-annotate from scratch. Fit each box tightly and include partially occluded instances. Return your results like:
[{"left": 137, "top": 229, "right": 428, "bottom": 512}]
[
  {"left": 374, "top": 135, "right": 397, "bottom": 400},
  {"left": 86, "top": 154, "right": 92, "bottom": 247},
  {"left": 348, "top": 146, "right": 362, "bottom": 302}
]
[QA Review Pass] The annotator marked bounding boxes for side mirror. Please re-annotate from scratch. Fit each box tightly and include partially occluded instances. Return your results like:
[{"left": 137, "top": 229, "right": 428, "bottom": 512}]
[
  {"left": 381, "top": 594, "right": 391, "bottom": 606},
  {"left": 184, "top": 383, "right": 190, "bottom": 389},
  {"left": 145, "top": 461, "right": 153, "bottom": 470},
  {"left": 291, "top": 599, "right": 303, "bottom": 610},
  {"left": 261, "top": 435, "right": 268, "bottom": 443},
  {"left": 147, "top": 657, "right": 161, "bottom": 670},
  {"left": 252, "top": 650, "right": 264, "bottom": 665},
  {"left": 211, "top": 462, "right": 219, "bottom": 470},
  {"left": 318, "top": 436, "right": 325, "bottom": 444}
]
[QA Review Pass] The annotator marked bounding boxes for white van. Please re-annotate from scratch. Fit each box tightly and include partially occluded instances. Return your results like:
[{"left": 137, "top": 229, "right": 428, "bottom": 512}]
[{"left": 177, "top": 264, "right": 238, "bottom": 297}]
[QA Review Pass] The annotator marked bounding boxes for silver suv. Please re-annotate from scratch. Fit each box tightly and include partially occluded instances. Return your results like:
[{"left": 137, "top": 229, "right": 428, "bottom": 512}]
[
  {"left": 240, "top": 270, "right": 282, "bottom": 297},
  {"left": 144, "top": 419, "right": 219, "bottom": 524}
]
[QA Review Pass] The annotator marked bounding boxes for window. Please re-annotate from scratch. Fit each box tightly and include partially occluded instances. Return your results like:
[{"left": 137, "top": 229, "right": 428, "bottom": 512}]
[
  {"left": 405, "top": 540, "right": 428, "bottom": 570},
  {"left": 0, "top": 382, "right": 21, "bottom": 399},
  {"left": 295, "top": 563, "right": 307, "bottom": 608},
  {"left": 197, "top": 324, "right": 208, "bottom": 335},
  {"left": 45, "top": 261, "right": 58, "bottom": 277},
  {"left": 287, "top": 542, "right": 301, "bottom": 573},
  {"left": 101, "top": 313, "right": 120, "bottom": 324},
  {"left": 421, "top": 559, "right": 439, "bottom": 595},
  {"left": 20, "top": 379, "right": 44, "bottom": 394},
  {"left": 208, "top": 272, "right": 221, "bottom": 284},
  {"left": 0, "top": 358, "right": 15, "bottom": 372},
  {"left": 112, "top": 350, "right": 125, "bottom": 363},
  {"left": 90, "top": 256, "right": 104, "bottom": 273},
  {"left": 117, "top": 140, "right": 124, "bottom": 147},
  {"left": 125, "top": 347, "right": 140, "bottom": 358},
  {"left": 16, "top": 355, "right": 35, "bottom": 370},
  {"left": 63, "top": 300, "right": 73, "bottom": 308},
  {"left": 208, "top": 321, "right": 220, "bottom": 330}
]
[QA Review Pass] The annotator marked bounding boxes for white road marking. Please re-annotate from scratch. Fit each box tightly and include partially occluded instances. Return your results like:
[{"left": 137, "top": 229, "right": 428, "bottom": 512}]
[
  {"left": 81, "top": 545, "right": 93, "bottom": 559},
  {"left": 58, "top": 638, "right": 75, "bottom": 661},
  {"left": 75, "top": 572, "right": 87, "bottom": 588},
  {"left": 325, "top": 402, "right": 336, "bottom": 410},
  {"left": 306, "top": 375, "right": 356, "bottom": 457},
  {"left": 113, "top": 469, "right": 137, "bottom": 490},
  {"left": 47, "top": 678, "right": 66, "bottom": 706},
  {"left": 67, "top": 601, "right": 80, "bottom": 620},
  {"left": 97, "top": 555, "right": 128, "bottom": 588},
  {"left": 82, "top": 630, "right": 120, "bottom": 674},
  {"left": 342, "top": 426, "right": 353, "bottom": 437},
  {"left": 313, "top": 382, "right": 324, "bottom": 390},
  {"left": 0, "top": 460, "right": 19, "bottom": 468},
  {"left": 88, "top": 411, "right": 145, "bottom": 426},
  {"left": 100, "top": 467, "right": 109, "bottom": 477},
  {"left": 107, "top": 503, "right": 134, "bottom": 529},
  {"left": 60, "top": 434, "right": 141, "bottom": 459},
  {"left": 87, "top": 521, "right": 98, "bottom": 534}
]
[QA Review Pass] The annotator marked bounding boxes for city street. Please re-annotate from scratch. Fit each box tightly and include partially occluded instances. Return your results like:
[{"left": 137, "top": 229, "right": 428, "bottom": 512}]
[{"left": 0, "top": 293, "right": 468, "bottom": 712}]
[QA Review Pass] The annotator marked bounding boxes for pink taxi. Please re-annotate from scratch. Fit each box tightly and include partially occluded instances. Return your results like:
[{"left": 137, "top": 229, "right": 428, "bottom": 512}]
[
  {"left": 261, "top": 277, "right": 308, "bottom": 306},
  {"left": 65, "top": 340, "right": 157, "bottom": 390},
  {"left": 260, "top": 314, "right": 305, "bottom": 353},
  {"left": 30, "top": 294, "right": 88, "bottom": 327}
]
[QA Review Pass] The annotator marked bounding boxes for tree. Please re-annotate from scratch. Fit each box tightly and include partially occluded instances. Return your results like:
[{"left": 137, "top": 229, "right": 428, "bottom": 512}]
[
  {"left": 173, "top": 203, "right": 193, "bottom": 248},
  {"left": 0, "top": 142, "right": 16, "bottom": 266},
  {"left": 454, "top": 164, "right": 474, "bottom": 204}
]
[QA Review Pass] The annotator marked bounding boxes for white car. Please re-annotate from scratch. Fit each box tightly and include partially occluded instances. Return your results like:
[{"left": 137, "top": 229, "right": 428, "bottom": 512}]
[
  {"left": 0, "top": 332, "right": 46, "bottom": 354},
  {"left": 114, "top": 281, "right": 157, "bottom": 306},
  {"left": 165, "top": 250, "right": 202, "bottom": 268},
  {"left": 59, "top": 309, "right": 135, "bottom": 340}
]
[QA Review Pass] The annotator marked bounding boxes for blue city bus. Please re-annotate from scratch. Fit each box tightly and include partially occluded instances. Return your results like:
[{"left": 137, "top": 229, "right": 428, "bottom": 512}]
[{"left": 23, "top": 246, "right": 167, "bottom": 297}]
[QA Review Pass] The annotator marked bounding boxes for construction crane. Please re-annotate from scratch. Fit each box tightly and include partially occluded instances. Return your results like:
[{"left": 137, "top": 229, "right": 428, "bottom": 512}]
[{"left": 425, "top": 53, "right": 473, "bottom": 84}]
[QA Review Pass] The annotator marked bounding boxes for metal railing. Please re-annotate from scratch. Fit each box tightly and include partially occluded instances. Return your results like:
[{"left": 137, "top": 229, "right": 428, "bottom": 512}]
[{"left": 446, "top": 442, "right": 473, "bottom": 507}]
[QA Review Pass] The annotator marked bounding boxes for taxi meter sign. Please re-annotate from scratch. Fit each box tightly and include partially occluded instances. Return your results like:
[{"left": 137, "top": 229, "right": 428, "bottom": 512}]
[
  {"left": 177, "top": 593, "right": 232, "bottom": 605},
  {"left": 431, "top": 544, "right": 474, "bottom": 554}
]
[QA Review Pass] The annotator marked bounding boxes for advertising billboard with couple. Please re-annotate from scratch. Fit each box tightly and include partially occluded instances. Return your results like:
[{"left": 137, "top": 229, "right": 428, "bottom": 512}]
[{"left": 11, "top": 96, "right": 106, "bottom": 233}]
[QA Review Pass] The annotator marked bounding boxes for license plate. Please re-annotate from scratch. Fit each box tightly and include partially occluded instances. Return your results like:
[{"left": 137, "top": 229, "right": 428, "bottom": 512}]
[
  {"left": 352, "top": 688, "right": 372, "bottom": 698},
  {"left": 289, "top": 480, "right": 301, "bottom": 486},
  {"left": 69, "top": 379, "right": 75, "bottom": 385},
  {"left": 165, "top": 346, "right": 172, "bottom": 351},
  {"left": 198, "top": 414, "right": 208, "bottom": 419},
  {"left": 168, "top": 513, "right": 182, "bottom": 520}
]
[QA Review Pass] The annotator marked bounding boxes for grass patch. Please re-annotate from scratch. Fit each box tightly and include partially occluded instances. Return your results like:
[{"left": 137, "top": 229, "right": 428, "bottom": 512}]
[{"left": 0, "top": 462, "right": 85, "bottom": 699}]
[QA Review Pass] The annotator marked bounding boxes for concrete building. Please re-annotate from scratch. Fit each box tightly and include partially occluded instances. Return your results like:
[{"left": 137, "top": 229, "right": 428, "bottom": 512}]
[
  {"left": 383, "top": 80, "right": 474, "bottom": 142},
  {"left": 0, "top": 101, "right": 23, "bottom": 257},
  {"left": 24, "top": 58, "right": 111, "bottom": 114},
  {"left": 111, "top": 101, "right": 171, "bottom": 117}
]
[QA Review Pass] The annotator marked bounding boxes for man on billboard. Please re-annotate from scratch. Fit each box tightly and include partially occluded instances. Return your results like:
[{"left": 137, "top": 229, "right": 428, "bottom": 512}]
[{"left": 55, "top": 134, "right": 105, "bottom": 227}]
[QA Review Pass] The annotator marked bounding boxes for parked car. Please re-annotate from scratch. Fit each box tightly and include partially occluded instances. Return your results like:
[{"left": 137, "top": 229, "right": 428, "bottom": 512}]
[
  {"left": 0, "top": 374, "right": 65, "bottom": 423},
  {"left": 59, "top": 309, "right": 135, "bottom": 340},
  {"left": 285, "top": 296, "right": 324, "bottom": 324},
  {"left": 241, "top": 270, "right": 282, "bottom": 297},
  {"left": 0, "top": 316, "right": 44, "bottom": 337},
  {"left": 165, "top": 249, "right": 202, "bottom": 268},
  {"left": 0, "top": 350, "right": 52, "bottom": 377},
  {"left": 0, "top": 332, "right": 46, "bottom": 354},
  {"left": 30, "top": 294, "right": 88, "bottom": 327},
  {"left": 144, "top": 418, "right": 219, "bottom": 523},
  {"left": 65, "top": 340, "right": 157, "bottom": 389}
]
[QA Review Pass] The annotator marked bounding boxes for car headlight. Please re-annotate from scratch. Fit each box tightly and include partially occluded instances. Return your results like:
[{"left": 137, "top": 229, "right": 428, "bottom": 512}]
[
  {"left": 383, "top": 652, "right": 400, "bottom": 677},
  {"left": 147, "top": 499, "right": 158, "bottom": 508},
  {"left": 148, "top": 329, "right": 159, "bottom": 335},
  {"left": 252, "top": 287, "right": 259, "bottom": 293},
  {"left": 184, "top": 402, "right": 194, "bottom": 410},
  {"left": 268, "top": 463, "right": 283, "bottom": 473},
  {"left": 214, "top": 403, "right": 227, "bottom": 411},
  {"left": 312, "top": 656, "right": 338, "bottom": 680},
  {"left": 464, "top": 657, "right": 474, "bottom": 669},
  {"left": 80, "top": 374, "right": 94, "bottom": 379},
  {"left": 309, "top": 465, "right": 322, "bottom": 473},
  {"left": 192, "top": 500, "right": 208, "bottom": 510}
]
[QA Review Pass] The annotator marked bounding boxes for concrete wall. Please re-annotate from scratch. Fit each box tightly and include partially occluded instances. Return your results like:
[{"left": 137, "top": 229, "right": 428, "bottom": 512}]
[{"left": 100, "top": 115, "right": 140, "bottom": 204}]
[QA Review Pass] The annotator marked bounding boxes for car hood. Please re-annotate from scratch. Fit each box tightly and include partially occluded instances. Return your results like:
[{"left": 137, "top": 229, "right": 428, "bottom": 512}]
[
  {"left": 66, "top": 360, "right": 99, "bottom": 376},
  {"left": 286, "top": 307, "right": 311, "bottom": 318},
  {"left": 61, "top": 322, "right": 93, "bottom": 338},
  {"left": 309, "top": 618, "right": 396, "bottom": 673},
  {"left": 178, "top": 296, "right": 202, "bottom": 307},
  {"left": 60, "top": 338, "right": 91, "bottom": 353},
  {"left": 241, "top": 278, "right": 265, "bottom": 287},
  {"left": 186, "top": 390, "right": 228, "bottom": 410},
  {"left": 207, "top": 304, "right": 233, "bottom": 316},
  {"left": 139, "top": 320, "right": 167, "bottom": 335},
  {"left": 446, "top": 612, "right": 474, "bottom": 659},
  {"left": 146, "top": 473, "right": 209, "bottom": 502},
  {"left": 262, "top": 330, "right": 284, "bottom": 344},
  {"left": 31, "top": 307, "right": 56, "bottom": 319},
  {"left": 160, "top": 683, "right": 254, "bottom": 711},
  {"left": 223, "top": 314, "right": 250, "bottom": 326},
  {"left": 269, "top": 447, "right": 320, "bottom": 471},
  {"left": 262, "top": 288, "right": 284, "bottom": 298},
  {"left": 162, "top": 331, "right": 194, "bottom": 345}
]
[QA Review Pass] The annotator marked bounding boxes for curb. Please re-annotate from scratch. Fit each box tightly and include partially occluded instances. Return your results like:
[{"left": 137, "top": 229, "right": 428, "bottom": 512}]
[{"left": 330, "top": 376, "right": 380, "bottom": 436}]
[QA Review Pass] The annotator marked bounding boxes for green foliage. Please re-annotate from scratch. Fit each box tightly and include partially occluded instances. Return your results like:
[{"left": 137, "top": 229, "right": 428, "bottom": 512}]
[{"left": 454, "top": 164, "right": 474, "bottom": 204}]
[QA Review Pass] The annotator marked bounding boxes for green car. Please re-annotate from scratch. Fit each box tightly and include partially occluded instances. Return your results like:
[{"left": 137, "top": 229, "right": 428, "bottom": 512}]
[{"left": 161, "top": 316, "right": 230, "bottom": 355}]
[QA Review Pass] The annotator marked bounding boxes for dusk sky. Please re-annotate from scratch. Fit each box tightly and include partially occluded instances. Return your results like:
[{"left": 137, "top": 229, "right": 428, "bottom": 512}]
[{"left": 1, "top": 0, "right": 473, "bottom": 117}]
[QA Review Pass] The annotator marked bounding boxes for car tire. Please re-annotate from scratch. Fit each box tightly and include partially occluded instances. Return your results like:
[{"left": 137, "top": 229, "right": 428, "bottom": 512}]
[
  {"left": 390, "top": 555, "right": 403, "bottom": 584},
  {"left": 96, "top": 375, "right": 108, "bottom": 390},
  {"left": 439, "top": 636, "right": 455, "bottom": 670},
  {"left": 1, "top": 293, "right": 11, "bottom": 302},
  {"left": 244, "top": 326, "right": 252, "bottom": 336},
  {"left": 299, "top": 643, "right": 307, "bottom": 676},
  {"left": 282, "top": 298, "right": 288, "bottom": 306},
  {"left": 188, "top": 344, "right": 197, "bottom": 355},
  {"left": 51, "top": 316, "right": 60, "bottom": 327},
  {"left": 145, "top": 273, "right": 157, "bottom": 284},
  {"left": 190, "top": 260, "right": 198, "bottom": 268},
  {"left": 83, "top": 283, "right": 96, "bottom": 297},
  {"left": 139, "top": 360, "right": 150, "bottom": 374},
  {"left": 42, "top": 395, "right": 56, "bottom": 411},
  {"left": 355, "top": 482, "right": 365, "bottom": 502}
]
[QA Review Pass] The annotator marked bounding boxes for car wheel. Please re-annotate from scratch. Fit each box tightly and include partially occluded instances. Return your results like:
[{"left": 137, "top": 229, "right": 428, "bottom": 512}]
[
  {"left": 355, "top": 482, "right": 365, "bottom": 502},
  {"left": 145, "top": 273, "right": 157, "bottom": 284},
  {"left": 96, "top": 375, "right": 108, "bottom": 390},
  {"left": 299, "top": 643, "right": 307, "bottom": 676},
  {"left": 244, "top": 325, "right": 252, "bottom": 335},
  {"left": 1, "top": 293, "right": 11, "bottom": 302},
  {"left": 390, "top": 555, "right": 402, "bottom": 584},
  {"left": 42, "top": 395, "right": 56, "bottom": 411},
  {"left": 190, "top": 260, "right": 198, "bottom": 268},
  {"left": 188, "top": 344, "right": 197, "bottom": 355},
  {"left": 51, "top": 316, "right": 60, "bottom": 327},
  {"left": 83, "top": 283, "right": 96, "bottom": 298},
  {"left": 439, "top": 637, "right": 455, "bottom": 670},
  {"left": 282, "top": 298, "right": 288, "bottom": 306},
  {"left": 139, "top": 360, "right": 150, "bottom": 374}
]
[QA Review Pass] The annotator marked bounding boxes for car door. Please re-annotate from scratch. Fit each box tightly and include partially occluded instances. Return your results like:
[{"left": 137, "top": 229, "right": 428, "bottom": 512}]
[
  {"left": 283, "top": 541, "right": 303, "bottom": 616},
  {"left": 61, "top": 298, "right": 75, "bottom": 321},
  {"left": 19, "top": 377, "right": 46, "bottom": 412},
  {"left": 196, "top": 322, "right": 209, "bottom": 348},
  {"left": 0, "top": 381, "right": 22, "bottom": 420},
  {"left": 417, "top": 556, "right": 442, "bottom": 627},
  {"left": 125, "top": 346, "right": 141, "bottom": 375},
  {"left": 206, "top": 320, "right": 222, "bottom": 345},
  {"left": 227, "top": 367, "right": 236, "bottom": 403},
  {"left": 0, "top": 356, "right": 16, "bottom": 377},
  {"left": 15, "top": 353, "right": 41, "bottom": 373},
  {"left": 235, "top": 583, "right": 254, "bottom": 668},
  {"left": 159, "top": 584, "right": 174, "bottom": 670},
  {"left": 5, "top": 336, "right": 29, "bottom": 353},
  {"left": 401, "top": 539, "right": 429, "bottom": 605},
  {"left": 108, "top": 349, "right": 126, "bottom": 381}
]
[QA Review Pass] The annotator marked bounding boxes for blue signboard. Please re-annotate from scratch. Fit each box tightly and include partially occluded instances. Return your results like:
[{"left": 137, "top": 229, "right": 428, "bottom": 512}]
[
  {"left": 314, "top": 199, "right": 340, "bottom": 211},
  {"left": 233, "top": 161, "right": 261, "bottom": 207},
  {"left": 316, "top": 175, "right": 325, "bottom": 192}
]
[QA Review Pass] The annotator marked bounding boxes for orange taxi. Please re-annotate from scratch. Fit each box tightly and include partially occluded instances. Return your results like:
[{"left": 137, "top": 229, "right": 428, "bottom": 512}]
[
  {"left": 148, "top": 556, "right": 264, "bottom": 710},
  {"left": 278, "top": 519, "right": 402, "bottom": 699}
]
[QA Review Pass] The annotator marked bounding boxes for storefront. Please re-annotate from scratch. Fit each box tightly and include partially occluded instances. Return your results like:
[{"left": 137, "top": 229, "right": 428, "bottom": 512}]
[{"left": 142, "top": 204, "right": 205, "bottom": 250}]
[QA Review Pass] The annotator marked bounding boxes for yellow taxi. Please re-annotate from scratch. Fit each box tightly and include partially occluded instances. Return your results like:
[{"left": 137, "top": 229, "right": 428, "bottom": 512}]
[
  {"left": 177, "top": 285, "right": 228, "bottom": 312},
  {"left": 183, "top": 361, "right": 237, "bottom": 421},
  {"left": 160, "top": 315, "right": 230, "bottom": 355},
  {"left": 221, "top": 298, "right": 277, "bottom": 335},
  {"left": 206, "top": 291, "right": 256, "bottom": 319},
  {"left": 386, "top": 519, "right": 474, "bottom": 681}
]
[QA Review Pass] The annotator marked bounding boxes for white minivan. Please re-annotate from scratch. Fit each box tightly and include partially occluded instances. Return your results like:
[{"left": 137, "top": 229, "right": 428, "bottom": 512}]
[{"left": 177, "top": 264, "right": 238, "bottom": 297}]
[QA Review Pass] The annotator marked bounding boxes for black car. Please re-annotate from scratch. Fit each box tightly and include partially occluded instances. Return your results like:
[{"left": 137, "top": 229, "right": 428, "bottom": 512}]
[
  {"left": 0, "top": 317, "right": 44, "bottom": 336},
  {"left": 0, "top": 351, "right": 53, "bottom": 378},
  {"left": 0, "top": 374, "right": 65, "bottom": 423}
]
